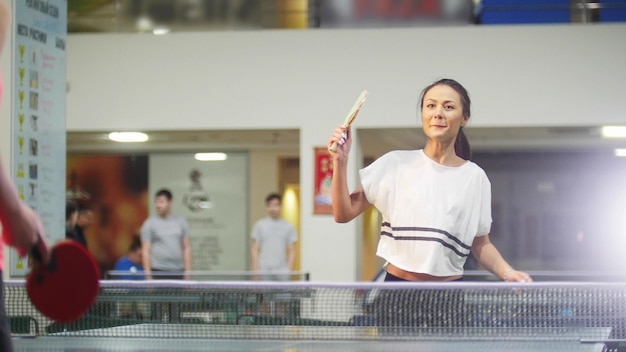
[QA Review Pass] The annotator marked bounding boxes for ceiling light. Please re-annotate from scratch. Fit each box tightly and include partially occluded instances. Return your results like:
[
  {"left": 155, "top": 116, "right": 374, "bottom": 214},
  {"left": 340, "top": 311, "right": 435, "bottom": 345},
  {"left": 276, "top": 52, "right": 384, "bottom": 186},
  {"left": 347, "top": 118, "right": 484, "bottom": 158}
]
[
  {"left": 108, "top": 132, "right": 149, "bottom": 143},
  {"left": 152, "top": 27, "right": 170, "bottom": 35},
  {"left": 615, "top": 149, "right": 626, "bottom": 157},
  {"left": 601, "top": 126, "right": 626, "bottom": 138},
  {"left": 194, "top": 153, "right": 227, "bottom": 161}
]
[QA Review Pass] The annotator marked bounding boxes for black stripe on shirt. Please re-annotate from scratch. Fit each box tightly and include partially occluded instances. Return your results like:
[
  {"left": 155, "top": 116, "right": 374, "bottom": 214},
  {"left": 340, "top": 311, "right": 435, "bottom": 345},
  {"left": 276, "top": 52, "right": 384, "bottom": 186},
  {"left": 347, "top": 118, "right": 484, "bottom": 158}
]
[
  {"left": 381, "top": 222, "right": 470, "bottom": 250},
  {"left": 380, "top": 231, "right": 469, "bottom": 258}
]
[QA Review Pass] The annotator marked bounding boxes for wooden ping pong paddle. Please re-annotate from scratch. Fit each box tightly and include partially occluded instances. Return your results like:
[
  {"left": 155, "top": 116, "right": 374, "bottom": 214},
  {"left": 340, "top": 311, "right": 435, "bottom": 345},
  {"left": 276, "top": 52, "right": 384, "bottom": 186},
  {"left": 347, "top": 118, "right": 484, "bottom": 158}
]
[
  {"left": 26, "top": 240, "right": 100, "bottom": 323},
  {"left": 329, "top": 90, "right": 368, "bottom": 153}
]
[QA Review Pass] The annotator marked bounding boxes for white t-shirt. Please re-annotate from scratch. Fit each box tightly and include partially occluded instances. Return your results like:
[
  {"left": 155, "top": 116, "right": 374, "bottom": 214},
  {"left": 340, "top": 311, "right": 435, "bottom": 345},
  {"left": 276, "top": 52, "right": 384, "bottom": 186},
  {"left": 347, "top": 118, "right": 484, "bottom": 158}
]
[{"left": 359, "top": 149, "right": 492, "bottom": 276}]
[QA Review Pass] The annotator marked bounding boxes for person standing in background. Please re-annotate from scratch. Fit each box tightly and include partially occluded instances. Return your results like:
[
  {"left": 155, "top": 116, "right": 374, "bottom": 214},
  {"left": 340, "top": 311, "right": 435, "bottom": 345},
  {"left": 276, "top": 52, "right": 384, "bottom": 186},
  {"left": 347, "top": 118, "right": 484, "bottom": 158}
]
[
  {"left": 65, "top": 200, "right": 79, "bottom": 242},
  {"left": 250, "top": 193, "right": 298, "bottom": 281},
  {"left": 141, "top": 189, "right": 192, "bottom": 280},
  {"left": 72, "top": 203, "right": 91, "bottom": 249},
  {"left": 0, "top": 2, "right": 50, "bottom": 350}
]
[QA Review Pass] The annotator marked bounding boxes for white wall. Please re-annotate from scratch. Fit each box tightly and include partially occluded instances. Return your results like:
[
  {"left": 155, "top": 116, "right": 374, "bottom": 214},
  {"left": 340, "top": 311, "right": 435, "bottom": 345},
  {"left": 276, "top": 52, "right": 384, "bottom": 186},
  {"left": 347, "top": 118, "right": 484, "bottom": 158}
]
[
  {"left": 67, "top": 25, "right": 626, "bottom": 131},
  {"left": 62, "top": 24, "right": 626, "bottom": 281}
]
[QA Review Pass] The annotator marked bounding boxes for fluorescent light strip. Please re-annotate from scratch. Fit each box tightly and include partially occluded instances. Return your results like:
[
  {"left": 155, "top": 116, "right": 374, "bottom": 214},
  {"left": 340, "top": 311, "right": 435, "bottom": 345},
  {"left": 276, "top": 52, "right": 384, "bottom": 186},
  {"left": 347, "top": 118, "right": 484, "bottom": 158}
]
[
  {"left": 601, "top": 126, "right": 626, "bottom": 138},
  {"left": 194, "top": 153, "right": 227, "bottom": 161},
  {"left": 108, "top": 132, "right": 149, "bottom": 143},
  {"left": 615, "top": 149, "right": 626, "bottom": 157},
  {"left": 153, "top": 27, "right": 170, "bottom": 35}
]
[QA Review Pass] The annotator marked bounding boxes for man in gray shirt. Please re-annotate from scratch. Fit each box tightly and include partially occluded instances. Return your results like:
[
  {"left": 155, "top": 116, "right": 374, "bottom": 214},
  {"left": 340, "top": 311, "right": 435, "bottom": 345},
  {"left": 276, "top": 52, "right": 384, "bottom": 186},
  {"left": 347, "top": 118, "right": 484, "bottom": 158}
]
[
  {"left": 250, "top": 193, "right": 298, "bottom": 281},
  {"left": 141, "top": 189, "right": 192, "bottom": 280}
]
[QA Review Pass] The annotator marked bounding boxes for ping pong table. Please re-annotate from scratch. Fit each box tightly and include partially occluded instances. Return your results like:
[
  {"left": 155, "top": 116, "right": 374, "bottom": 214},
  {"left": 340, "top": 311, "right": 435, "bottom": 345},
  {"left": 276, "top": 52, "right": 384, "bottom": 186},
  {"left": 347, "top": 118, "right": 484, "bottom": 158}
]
[{"left": 12, "top": 325, "right": 613, "bottom": 351}]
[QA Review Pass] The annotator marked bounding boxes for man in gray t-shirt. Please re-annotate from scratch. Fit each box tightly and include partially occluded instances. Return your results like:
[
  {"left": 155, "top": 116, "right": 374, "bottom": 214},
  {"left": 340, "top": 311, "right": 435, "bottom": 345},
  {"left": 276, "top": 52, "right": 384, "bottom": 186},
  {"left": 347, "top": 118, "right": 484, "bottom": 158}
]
[
  {"left": 250, "top": 193, "right": 298, "bottom": 281},
  {"left": 141, "top": 188, "right": 191, "bottom": 280}
]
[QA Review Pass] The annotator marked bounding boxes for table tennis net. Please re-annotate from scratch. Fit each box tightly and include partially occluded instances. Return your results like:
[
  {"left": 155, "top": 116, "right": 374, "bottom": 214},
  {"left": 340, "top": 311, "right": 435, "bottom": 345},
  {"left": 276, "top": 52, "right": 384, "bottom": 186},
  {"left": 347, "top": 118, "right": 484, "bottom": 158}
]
[
  {"left": 5, "top": 281, "right": 626, "bottom": 342},
  {"left": 105, "top": 270, "right": 311, "bottom": 281}
]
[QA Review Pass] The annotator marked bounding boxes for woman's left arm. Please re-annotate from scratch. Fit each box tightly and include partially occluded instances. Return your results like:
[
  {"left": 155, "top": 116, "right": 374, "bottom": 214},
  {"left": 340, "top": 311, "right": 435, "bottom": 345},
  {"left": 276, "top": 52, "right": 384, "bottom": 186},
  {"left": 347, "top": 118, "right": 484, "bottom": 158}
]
[{"left": 471, "top": 234, "right": 532, "bottom": 282}]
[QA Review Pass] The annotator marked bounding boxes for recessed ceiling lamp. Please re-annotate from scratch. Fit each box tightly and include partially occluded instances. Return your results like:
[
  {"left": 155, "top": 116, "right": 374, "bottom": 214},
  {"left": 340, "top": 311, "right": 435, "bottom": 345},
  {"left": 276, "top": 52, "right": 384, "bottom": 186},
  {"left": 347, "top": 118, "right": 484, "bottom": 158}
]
[
  {"left": 615, "top": 149, "right": 626, "bottom": 157},
  {"left": 194, "top": 153, "right": 227, "bottom": 161},
  {"left": 153, "top": 27, "right": 170, "bottom": 35},
  {"left": 601, "top": 126, "right": 626, "bottom": 138},
  {"left": 108, "top": 132, "right": 149, "bottom": 143}
]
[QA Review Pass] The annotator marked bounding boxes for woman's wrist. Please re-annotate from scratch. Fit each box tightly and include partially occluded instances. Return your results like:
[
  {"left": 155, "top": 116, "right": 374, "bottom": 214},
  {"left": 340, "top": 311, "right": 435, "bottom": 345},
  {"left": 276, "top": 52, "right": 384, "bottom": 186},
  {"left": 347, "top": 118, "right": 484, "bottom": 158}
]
[{"left": 502, "top": 267, "right": 514, "bottom": 280}]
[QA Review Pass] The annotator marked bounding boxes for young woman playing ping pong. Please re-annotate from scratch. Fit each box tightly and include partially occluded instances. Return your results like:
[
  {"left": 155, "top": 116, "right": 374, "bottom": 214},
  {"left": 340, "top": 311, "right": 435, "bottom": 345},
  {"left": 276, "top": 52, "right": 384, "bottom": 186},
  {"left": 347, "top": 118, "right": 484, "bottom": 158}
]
[
  {"left": 0, "top": 2, "right": 50, "bottom": 350},
  {"left": 327, "top": 78, "right": 532, "bottom": 284}
]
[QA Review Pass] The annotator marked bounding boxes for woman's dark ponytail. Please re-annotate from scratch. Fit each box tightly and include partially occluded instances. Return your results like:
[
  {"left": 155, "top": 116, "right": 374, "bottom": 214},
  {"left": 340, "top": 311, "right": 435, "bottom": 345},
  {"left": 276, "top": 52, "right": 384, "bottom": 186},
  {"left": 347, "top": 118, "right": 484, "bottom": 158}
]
[{"left": 455, "top": 127, "right": 471, "bottom": 160}]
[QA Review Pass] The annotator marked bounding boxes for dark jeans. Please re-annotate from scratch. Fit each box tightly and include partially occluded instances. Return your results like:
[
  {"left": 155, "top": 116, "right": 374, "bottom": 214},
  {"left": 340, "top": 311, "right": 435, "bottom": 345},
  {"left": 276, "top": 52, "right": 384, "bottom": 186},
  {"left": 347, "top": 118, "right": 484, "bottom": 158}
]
[
  {"left": 0, "top": 272, "right": 14, "bottom": 352},
  {"left": 384, "top": 272, "right": 464, "bottom": 282},
  {"left": 374, "top": 272, "right": 466, "bottom": 330},
  {"left": 151, "top": 268, "right": 184, "bottom": 280}
]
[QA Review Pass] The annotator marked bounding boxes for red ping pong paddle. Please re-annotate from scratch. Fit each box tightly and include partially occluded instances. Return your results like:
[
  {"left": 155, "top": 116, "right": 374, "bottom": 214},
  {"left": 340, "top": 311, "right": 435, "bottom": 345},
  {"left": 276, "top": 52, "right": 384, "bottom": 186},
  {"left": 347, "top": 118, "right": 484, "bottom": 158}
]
[
  {"left": 26, "top": 240, "right": 100, "bottom": 323},
  {"left": 329, "top": 90, "right": 368, "bottom": 153}
]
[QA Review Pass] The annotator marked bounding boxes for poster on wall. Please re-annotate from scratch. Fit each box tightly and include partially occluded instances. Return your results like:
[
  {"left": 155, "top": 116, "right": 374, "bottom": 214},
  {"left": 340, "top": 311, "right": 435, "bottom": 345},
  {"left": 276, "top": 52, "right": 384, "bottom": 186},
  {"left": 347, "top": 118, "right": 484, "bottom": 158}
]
[
  {"left": 10, "top": 0, "right": 67, "bottom": 276},
  {"left": 66, "top": 155, "right": 149, "bottom": 274},
  {"left": 149, "top": 153, "right": 248, "bottom": 272},
  {"left": 313, "top": 147, "right": 333, "bottom": 215}
]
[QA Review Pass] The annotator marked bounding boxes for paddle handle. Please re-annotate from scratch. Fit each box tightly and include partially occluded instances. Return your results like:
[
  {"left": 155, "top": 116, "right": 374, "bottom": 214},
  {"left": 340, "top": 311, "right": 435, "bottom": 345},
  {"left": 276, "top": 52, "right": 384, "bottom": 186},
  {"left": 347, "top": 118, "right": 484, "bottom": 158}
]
[
  {"left": 329, "top": 90, "right": 368, "bottom": 153},
  {"left": 30, "top": 242, "right": 42, "bottom": 264},
  {"left": 30, "top": 240, "right": 56, "bottom": 272}
]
